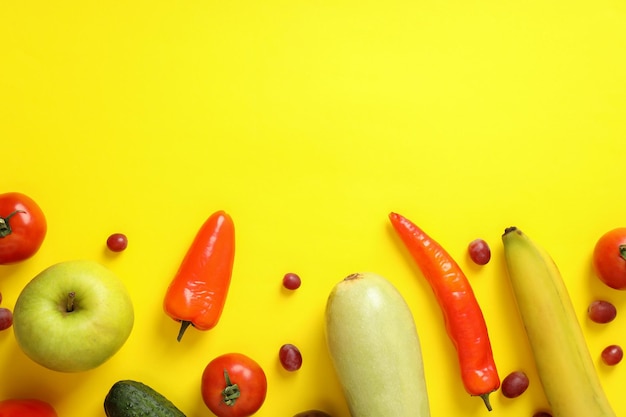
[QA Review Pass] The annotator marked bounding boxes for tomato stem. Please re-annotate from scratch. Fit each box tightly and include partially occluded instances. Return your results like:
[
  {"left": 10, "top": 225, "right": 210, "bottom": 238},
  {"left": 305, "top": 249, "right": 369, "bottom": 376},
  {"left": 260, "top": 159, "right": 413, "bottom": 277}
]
[
  {"left": 66, "top": 292, "right": 76, "bottom": 312},
  {"left": 176, "top": 320, "right": 192, "bottom": 342},
  {"left": 0, "top": 210, "right": 26, "bottom": 238},
  {"left": 221, "top": 369, "right": 241, "bottom": 406},
  {"left": 619, "top": 245, "right": 626, "bottom": 261}
]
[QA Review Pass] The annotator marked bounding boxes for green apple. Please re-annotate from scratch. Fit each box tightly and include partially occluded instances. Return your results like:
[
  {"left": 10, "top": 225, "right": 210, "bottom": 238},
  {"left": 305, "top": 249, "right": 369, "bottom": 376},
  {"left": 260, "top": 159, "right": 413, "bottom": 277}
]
[{"left": 13, "top": 259, "right": 134, "bottom": 372}]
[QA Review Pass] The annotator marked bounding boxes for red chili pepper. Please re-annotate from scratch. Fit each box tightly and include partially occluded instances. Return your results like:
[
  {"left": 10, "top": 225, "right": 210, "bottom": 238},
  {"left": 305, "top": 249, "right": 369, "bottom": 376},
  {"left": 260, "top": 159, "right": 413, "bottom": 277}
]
[
  {"left": 388, "top": 212, "right": 500, "bottom": 411},
  {"left": 164, "top": 210, "right": 235, "bottom": 342}
]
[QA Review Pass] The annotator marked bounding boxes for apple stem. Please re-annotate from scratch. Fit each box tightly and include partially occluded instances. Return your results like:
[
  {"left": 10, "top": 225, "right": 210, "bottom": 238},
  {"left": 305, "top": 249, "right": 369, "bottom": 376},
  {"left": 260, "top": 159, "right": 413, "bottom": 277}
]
[
  {"left": 177, "top": 320, "right": 192, "bottom": 342},
  {"left": 66, "top": 292, "right": 76, "bottom": 312}
]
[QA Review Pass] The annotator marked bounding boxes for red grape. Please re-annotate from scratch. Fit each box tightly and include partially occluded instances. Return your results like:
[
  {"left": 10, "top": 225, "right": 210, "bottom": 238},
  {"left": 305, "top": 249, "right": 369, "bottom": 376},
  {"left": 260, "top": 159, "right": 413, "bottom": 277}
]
[
  {"left": 587, "top": 300, "right": 617, "bottom": 323},
  {"left": 501, "top": 371, "right": 529, "bottom": 398},
  {"left": 282, "top": 273, "right": 301, "bottom": 290},
  {"left": 601, "top": 345, "right": 623, "bottom": 366},
  {"left": 107, "top": 233, "right": 128, "bottom": 252},
  {"left": 279, "top": 343, "right": 302, "bottom": 371},
  {"left": 533, "top": 412, "right": 552, "bottom": 417},
  {"left": 0, "top": 307, "right": 13, "bottom": 331},
  {"left": 468, "top": 239, "right": 491, "bottom": 265}
]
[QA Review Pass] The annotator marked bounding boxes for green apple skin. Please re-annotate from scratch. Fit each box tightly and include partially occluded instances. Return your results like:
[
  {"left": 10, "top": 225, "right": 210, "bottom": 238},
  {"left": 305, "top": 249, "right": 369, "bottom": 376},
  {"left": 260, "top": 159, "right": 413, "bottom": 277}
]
[{"left": 13, "top": 259, "right": 134, "bottom": 372}]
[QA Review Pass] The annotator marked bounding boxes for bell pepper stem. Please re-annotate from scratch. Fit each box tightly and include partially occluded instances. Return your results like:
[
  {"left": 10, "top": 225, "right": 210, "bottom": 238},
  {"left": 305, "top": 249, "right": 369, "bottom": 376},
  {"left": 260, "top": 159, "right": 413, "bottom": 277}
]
[
  {"left": 480, "top": 393, "right": 493, "bottom": 411},
  {"left": 177, "top": 320, "right": 192, "bottom": 342}
]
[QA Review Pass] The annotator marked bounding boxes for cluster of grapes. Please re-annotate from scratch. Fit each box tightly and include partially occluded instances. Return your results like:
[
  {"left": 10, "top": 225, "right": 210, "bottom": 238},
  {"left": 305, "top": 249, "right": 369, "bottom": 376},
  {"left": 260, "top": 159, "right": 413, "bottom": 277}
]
[{"left": 588, "top": 300, "right": 623, "bottom": 365}]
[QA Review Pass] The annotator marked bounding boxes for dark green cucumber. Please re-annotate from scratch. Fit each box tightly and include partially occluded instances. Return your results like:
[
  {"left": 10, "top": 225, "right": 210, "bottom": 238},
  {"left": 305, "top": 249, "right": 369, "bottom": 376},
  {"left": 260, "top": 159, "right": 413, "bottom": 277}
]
[{"left": 104, "top": 380, "right": 186, "bottom": 417}]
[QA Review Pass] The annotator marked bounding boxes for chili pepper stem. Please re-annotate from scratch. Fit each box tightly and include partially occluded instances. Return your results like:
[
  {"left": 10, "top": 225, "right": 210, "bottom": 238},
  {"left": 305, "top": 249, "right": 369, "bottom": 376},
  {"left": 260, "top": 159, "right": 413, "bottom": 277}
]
[
  {"left": 480, "top": 393, "right": 493, "bottom": 411},
  {"left": 176, "top": 320, "right": 192, "bottom": 342}
]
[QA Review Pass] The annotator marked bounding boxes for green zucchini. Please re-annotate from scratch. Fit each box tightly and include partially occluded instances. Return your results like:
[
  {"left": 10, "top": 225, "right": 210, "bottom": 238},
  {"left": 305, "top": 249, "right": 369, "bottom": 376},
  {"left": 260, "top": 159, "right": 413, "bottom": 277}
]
[
  {"left": 325, "top": 272, "right": 431, "bottom": 417},
  {"left": 104, "top": 380, "right": 186, "bottom": 417}
]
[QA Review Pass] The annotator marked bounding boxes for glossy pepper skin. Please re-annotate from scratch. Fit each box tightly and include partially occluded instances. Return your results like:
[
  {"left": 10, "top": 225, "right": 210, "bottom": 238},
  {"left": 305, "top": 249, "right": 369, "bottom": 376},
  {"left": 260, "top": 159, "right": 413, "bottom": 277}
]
[
  {"left": 164, "top": 210, "right": 235, "bottom": 341},
  {"left": 389, "top": 212, "right": 500, "bottom": 411},
  {"left": 0, "top": 399, "right": 58, "bottom": 417}
]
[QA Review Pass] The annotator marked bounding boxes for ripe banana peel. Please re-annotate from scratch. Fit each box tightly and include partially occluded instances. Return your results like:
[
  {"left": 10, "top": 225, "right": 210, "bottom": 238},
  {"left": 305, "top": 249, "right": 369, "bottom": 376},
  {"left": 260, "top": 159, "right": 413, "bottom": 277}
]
[{"left": 502, "top": 227, "right": 616, "bottom": 417}]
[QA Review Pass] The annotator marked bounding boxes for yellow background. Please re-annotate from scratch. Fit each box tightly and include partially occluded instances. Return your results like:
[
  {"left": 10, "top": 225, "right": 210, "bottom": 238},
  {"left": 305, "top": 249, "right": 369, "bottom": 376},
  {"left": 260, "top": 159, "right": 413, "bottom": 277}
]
[{"left": 1, "top": 1, "right": 626, "bottom": 416}]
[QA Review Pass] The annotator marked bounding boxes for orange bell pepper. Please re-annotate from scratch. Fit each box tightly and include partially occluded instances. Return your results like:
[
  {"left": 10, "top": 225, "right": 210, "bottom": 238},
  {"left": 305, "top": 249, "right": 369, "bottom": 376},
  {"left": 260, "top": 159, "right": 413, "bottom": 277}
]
[{"left": 163, "top": 210, "right": 235, "bottom": 341}]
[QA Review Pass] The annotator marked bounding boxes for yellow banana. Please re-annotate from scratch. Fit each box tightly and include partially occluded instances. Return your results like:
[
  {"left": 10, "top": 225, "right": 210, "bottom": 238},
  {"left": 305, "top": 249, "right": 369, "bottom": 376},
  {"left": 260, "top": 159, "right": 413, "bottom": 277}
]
[{"left": 502, "top": 227, "right": 616, "bottom": 417}]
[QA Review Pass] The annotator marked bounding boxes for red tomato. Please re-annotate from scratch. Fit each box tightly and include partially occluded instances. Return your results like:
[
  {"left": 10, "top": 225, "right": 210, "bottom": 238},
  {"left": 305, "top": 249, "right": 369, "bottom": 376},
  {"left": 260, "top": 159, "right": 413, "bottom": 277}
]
[
  {"left": 593, "top": 227, "right": 626, "bottom": 290},
  {"left": 201, "top": 353, "right": 267, "bottom": 417},
  {"left": 0, "top": 399, "right": 57, "bottom": 417},
  {"left": 0, "top": 192, "right": 47, "bottom": 265}
]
